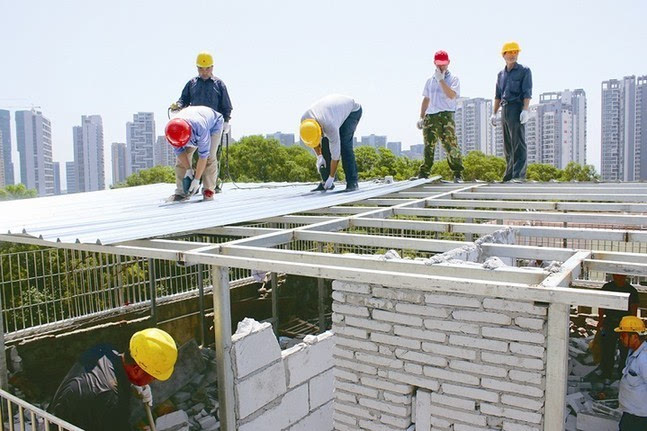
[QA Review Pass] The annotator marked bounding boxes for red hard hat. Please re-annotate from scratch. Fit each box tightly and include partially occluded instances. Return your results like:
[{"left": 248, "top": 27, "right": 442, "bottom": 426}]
[
  {"left": 165, "top": 118, "right": 191, "bottom": 148},
  {"left": 434, "top": 50, "right": 450, "bottom": 66}
]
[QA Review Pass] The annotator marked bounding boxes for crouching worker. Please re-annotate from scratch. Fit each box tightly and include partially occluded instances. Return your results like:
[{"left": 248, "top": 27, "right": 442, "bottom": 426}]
[
  {"left": 165, "top": 106, "right": 224, "bottom": 202},
  {"left": 300, "top": 94, "right": 362, "bottom": 192},
  {"left": 48, "top": 328, "right": 178, "bottom": 431}
]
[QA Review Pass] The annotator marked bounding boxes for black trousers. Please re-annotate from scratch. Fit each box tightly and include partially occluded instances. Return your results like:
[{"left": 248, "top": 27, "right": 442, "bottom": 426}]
[
  {"left": 619, "top": 412, "right": 647, "bottom": 431},
  {"left": 501, "top": 102, "right": 527, "bottom": 181}
]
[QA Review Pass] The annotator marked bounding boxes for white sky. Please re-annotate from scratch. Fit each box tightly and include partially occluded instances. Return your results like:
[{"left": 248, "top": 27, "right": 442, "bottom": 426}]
[{"left": 1, "top": 0, "right": 646, "bottom": 187}]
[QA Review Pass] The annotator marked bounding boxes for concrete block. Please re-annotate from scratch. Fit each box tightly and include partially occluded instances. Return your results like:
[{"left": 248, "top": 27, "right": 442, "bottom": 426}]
[
  {"left": 288, "top": 401, "right": 333, "bottom": 431},
  {"left": 429, "top": 404, "right": 487, "bottom": 427},
  {"left": 395, "top": 303, "right": 449, "bottom": 318},
  {"left": 449, "top": 359, "right": 507, "bottom": 378},
  {"left": 422, "top": 342, "right": 477, "bottom": 360},
  {"left": 389, "top": 370, "right": 440, "bottom": 391},
  {"left": 334, "top": 367, "right": 359, "bottom": 383},
  {"left": 283, "top": 333, "right": 333, "bottom": 388},
  {"left": 332, "top": 323, "right": 368, "bottom": 339},
  {"left": 394, "top": 325, "right": 446, "bottom": 343},
  {"left": 515, "top": 317, "right": 545, "bottom": 330},
  {"left": 360, "top": 376, "right": 412, "bottom": 395},
  {"left": 394, "top": 348, "right": 448, "bottom": 368},
  {"left": 450, "top": 334, "right": 508, "bottom": 352},
  {"left": 358, "top": 419, "right": 405, "bottom": 431},
  {"left": 480, "top": 403, "right": 542, "bottom": 424},
  {"left": 373, "top": 287, "right": 423, "bottom": 303},
  {"left": 238, "top": 384, "right": 309, "bottom": 431},
  {"left": 415, "top": 389, "right": 432, "bottom": 431},
  {"left": 405, "top": 362, "right": 423, "bottom": 375},
  {"left": 236, "top": 361, "right": 287, "bottom": 419},
  {"left": 336, "top": 358, "right": 378, "bottom": 375},
  {"left": 332, "top": 302, "right": 370, "bottom": 317},
  {"left": 359, "top": 397, "right": 410, "bottom": 417},
  {"left": 423, "top": 365, "right": 480, "bottom": 385},
  {"left": 371, "top": 332, "right": 421, "bottom": 349},
  {"left": 481, "top": 351, "right": 544, "bottom": 370},
  {"left": 336, "top": 380, "right": 379, "bottom": 398},
  {"left": 509, "top": 342, "right": 545, "bottom": 358},
  {"left": 424, "top": 318, "right": 480, "bottom": 335},
  {"left": 482, "top": 298, "right": 547, "bottom": 316},
  {"left": 310, "top": 368, "right": 334, "bottom": 409},
  {"left": 452, "top": 310, "right": 512, "bottom": 325},
  {"left": 345, "top": 316, "right": 392, "bottom": 332},
  {"left": 155, "top": 410, "right": 189, "bottom": 431},
  {"left": 501, "top": 394, "right": 544, "bottom": 411},
  {"left": 482, "top": 327, "right": 545, "bottom": 345},
  {"left": 381, "top": 413, "right": 413, "bottom": 428},
  {"left": 425, "top": 293, "right": 481, "bottom": 308},
  {"left": 481, "top": 378, "right": 543, "bottom": 398},
  {"left": 332, "top": 345, "right": 354, "bottom": 360},
  {"left": 335, "top": 401, "right": 378, "bottom": 420},
  {"left": 356, "top": 351, "right": 403, "bottom": 369},
  {"left": 335, "top": 334, "right": 378, "bottom": 352},
  {"left": 442, "top": 383, "right": 499, "bottom": 403},
  {"left": 384, "top": 391, "right": 412, "bottom": 405},
  {"left": 373, "top": 309, "right": 423, "bottom": 326},
  {"left": 333, "top": 280, "right": 372, "bottom": 294},
  {"left": 231, "top": 319, "right": 281, "bottom": 379},
  {"left": 431, "top": 392, "right": 476, "bottom": 411},
  {"left": 509, "top": 370, "right": 543, "bottom": 385}
]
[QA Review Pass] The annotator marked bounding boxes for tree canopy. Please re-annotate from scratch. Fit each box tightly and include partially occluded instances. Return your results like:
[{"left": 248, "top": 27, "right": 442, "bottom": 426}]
[{"left": 0, "top": 184, "right": 38, "bottom": 201}]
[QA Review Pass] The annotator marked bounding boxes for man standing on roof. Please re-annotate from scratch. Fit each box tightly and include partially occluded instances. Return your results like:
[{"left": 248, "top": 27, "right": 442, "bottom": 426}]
[
  {"left": 490, "top": 41, "right": 532, "bottom": 182},
  {"left": 300, "top": 94, "right": 362, "bottom": 192},
  {"left": 170, "top": 51, "right": 233, "bottom": 192},
  {"left": 598, "top": 273, "right": 640, "bottom": 382},
  {"left": 165, "top": 106, "right": 224, "bottom": 202},
  {"left": 48, "top": 328, "right": 178, "bottom": 431},
  {"left": 615, "top": 316, "right": 647, "bottom": 430},
  {"left": 416, "top": 50, "right": 463, "bottom": 182}
]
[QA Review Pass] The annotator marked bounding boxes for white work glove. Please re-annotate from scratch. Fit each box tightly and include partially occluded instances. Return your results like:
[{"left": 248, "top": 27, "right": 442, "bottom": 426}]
[
  {"left": 520, "top": 110, "right": 530, "bottom": 124},
  {"left": 434, "top": 68, "right": 445, "bottom": 83},
  {"left": 133, "top": 384, "right": 153, "bottom": 407},
  {"left": 324, "top": 176, "right": 335, "bottom": 190},
  {"left": 188, "top": 178, "right": 201, "bottom": 195},
  {"left": 490, "top": 114, "right": 497, "bottom": 127},
  {"left": 316, "top": 155, "right": 326, "bottom": 170},
  {"left": 416, "top": 118, "right": 424, "bottom": 130},
  {"left": 184, "top": 169, "right": 194, "bottom": 179},
  {"left": 223, "top": 122, "right": 231, "bottom": 135}
]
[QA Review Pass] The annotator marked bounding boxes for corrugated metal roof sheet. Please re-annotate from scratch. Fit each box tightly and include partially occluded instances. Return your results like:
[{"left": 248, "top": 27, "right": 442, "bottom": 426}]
[{"left": 0, "top": 180, "right": 428, "bottom": 245}]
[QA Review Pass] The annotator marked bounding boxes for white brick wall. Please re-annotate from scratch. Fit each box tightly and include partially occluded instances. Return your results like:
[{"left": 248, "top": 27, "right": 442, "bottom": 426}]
[
  {"left": 231, "top": 320, "right": 334, "bottom": 431},
  {"left": 332, "top": 281, "right": 548, "bottom": 431}
]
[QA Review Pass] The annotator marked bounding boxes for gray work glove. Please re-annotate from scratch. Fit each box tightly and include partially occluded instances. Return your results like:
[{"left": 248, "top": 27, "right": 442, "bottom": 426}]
[
  {"left": 520, "top": 110, "right": 530, "bottom": 124},
  {"left": 434, "top": 68, "right": 446, "bottom": 83},
  {"left": 133, "top": 384, "right": 153, "bottom": 407},
  {"left": 490, "top": 114, "right": 497, "bottom": 127},
  {"left": 223, "top": 122, "right": 231, "bottom": 135},
  {"left": 416, "top": 118, "right": 424, "bottom": 130},
  {"left": 188, "top": 178, "right": 201, "bottom": 196}
]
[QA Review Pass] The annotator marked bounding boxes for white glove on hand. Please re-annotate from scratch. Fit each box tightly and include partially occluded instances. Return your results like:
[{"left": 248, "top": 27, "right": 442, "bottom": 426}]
[
  {"left": 490, "top": 114, "right": 497, "bottom": 127},
  {"left": 520, "top": 110, "right": 530, "bottom": 124},
  {"left": 316, "top": 155, "right": 326, "bottom": 170},
  {"left": 434, "top": 68, "right": 445, "bottom": 83},
  {"left": 184, "top": 169, "right": 194, "bottom": 179},
  {"left": 416, "top": 118, "right": 424, "bottom": 130},
  {"left": 188, "top": 178, "right": 201, "bottom": 195},
  {"left": 324, "top": 176, "right": 335, "bottom": 190},
  {"left": 223, "top": 122, "right": 231, "bottom": 135},
  {"left": 133, "top": 384, "right": 153, "bottom": 407}
]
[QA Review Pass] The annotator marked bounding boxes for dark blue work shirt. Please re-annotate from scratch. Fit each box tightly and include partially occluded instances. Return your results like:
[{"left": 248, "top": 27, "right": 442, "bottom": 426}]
[
  {"left": 495, "top": 63, "right": 532, "bottom": 105},
  {"left": 178, "top": 76, "right": 233, "bottom": 122}
]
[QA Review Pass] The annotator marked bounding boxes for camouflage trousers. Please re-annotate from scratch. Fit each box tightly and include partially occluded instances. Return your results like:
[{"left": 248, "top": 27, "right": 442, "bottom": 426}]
[{"left": 418, "top": 111, "right": 463, "bottom": 178}]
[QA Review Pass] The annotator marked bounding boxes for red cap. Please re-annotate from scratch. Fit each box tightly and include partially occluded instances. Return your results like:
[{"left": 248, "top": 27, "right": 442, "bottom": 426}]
[{"left": 433, "top": 50, "right": 450, "bottom": 66}]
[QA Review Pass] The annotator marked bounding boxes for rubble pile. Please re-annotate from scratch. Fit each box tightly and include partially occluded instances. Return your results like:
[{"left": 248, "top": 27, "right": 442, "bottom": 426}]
[{"left": 566, "top": 326, "right": 621, "bottom": 431}]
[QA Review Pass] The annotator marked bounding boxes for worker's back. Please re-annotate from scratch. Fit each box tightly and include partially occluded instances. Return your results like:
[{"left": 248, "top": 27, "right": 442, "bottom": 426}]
[{"left": 48, "top": 344, "right": 131, "bottom": 431}]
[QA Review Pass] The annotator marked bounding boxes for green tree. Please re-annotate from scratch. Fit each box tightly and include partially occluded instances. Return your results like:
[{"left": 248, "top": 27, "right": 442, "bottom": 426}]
[
  {"left": 113, "top": 165, "right": 175, "bottom": 188},
  {"left": 462, "top": 151, "right": 506, "bottom": 182},
  {"left": 527, "top": 163, "right": 561, "bottom": 181},
  {"left": 355, "top": 146, "right": 381, "bottom": 178},
  {"left": 560, "top": 161, "right": 600, "bottom": 182},
  {"left": 0, "top": 184, "right": 37, "bottom": 200}
]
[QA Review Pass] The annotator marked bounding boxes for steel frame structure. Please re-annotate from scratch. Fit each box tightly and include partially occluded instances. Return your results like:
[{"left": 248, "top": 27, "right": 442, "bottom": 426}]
[{"left": 2, "top": 180, "right": 647, "bottom": 431}]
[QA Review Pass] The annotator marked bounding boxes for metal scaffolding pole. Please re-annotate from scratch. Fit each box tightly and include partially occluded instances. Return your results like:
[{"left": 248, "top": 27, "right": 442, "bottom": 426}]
[
  {"left": 148, "top": 258, "right": 157, "bottom": 325},
  {"left": 271, "top": 273, "right": 279, "bottom": 335},
  {"left": 212, "top": 265, "right": 236, "bottom": 431},
  {"left": 198, "top": 264, "right": 206, "bottom": 346}
]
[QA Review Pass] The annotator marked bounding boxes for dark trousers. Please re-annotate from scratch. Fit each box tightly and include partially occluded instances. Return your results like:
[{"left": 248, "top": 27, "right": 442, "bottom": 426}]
[
  {"left": 600, "top": 324, "right": 629, "bottom": 379},
  {"left": 502, "top": 102, "right": 527, "bottom": 181},
  {"left": 320, "top": 107, "right": 362, "bottom": 186},
  {"left": 619, "top": 412, "right": 647, "bottom": 431}
]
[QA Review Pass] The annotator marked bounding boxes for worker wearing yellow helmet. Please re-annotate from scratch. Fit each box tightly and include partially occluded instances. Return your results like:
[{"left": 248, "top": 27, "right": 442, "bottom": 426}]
[
  {"left": 615, "top": 315, "right": 647, "bottom": 429},
  {"left": 300, "top": 94, "right": 362, "bottom": 192},
  {"left": 49, "top": 328, "right": 178, "bottom": 430},
  {"left": 490, "top": 41, "right": 533, "bottom": 182}
]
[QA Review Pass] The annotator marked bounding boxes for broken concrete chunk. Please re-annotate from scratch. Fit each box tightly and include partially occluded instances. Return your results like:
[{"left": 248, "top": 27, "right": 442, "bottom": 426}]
[{"left": 155, "top": 410, "right": 190, "bottom": 431}]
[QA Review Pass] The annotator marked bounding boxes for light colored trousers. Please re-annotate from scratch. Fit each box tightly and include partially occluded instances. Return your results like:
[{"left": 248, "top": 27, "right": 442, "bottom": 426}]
[{"left": 175, "top": 130, "right": 223, "bottom": 195}]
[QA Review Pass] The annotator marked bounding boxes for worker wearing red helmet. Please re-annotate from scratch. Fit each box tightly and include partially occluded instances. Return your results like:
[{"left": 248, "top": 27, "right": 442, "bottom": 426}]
[
  {"left": 165, "top": 106, "right": 224, "bottom": 201},
  {"left": 416, "top": 50, "right": 464, "bottom": 182}
]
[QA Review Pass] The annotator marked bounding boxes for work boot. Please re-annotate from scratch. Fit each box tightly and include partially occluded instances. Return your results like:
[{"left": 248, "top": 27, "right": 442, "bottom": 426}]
[
  {"left": 167, "top": 194, "right": 188, "bottom": 202},
  {"left": 203, "top": 190, "right": 215, "bottom": 201},
  {"left": 345, "top": 183, "right": 359, "bottom": 192},
  {"left": 311, "top": 182, "right": 326, "bottom": 192},
  {"left": 453, "top": 174, "right": 463, "bottom": 183}
]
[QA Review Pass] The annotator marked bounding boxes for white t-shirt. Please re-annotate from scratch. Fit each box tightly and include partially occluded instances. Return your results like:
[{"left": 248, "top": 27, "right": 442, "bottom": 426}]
[
  {"left": 301, "top": 94, "right": 361, "bottom": 160},
  {"left": 422, "top": 71, "right": 460, "bottom": 115}
]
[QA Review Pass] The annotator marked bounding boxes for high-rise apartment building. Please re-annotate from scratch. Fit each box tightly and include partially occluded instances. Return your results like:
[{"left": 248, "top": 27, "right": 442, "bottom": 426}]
[
  {"left": 73, "top": 115, "right": 105, "bottom": 192},
  {"left": 154, "top": 136, "right": 176, "bottom": 168},
  {"left": 66, "top": 162, "right": 77, "bottom": 194},
  {"left": 266, "top": 132, "right": 295, "bottom": 147},
  {"left": 0, "top": 110, "right": 14, "bottom": 185},
  {"left": 601, "top": 76, "right": 647, "bottom": 181},
  {"left": 127, "top": 112, "right": 155, "bottom": 175},
  {"left": 15, "top": 109, "right": 54, "bottom": 196},
  {"left": 360, "top": 135, "right": 387, "bottom": 148},
  {"left": 53, "top": 161, "right": 61, "bottom": 195},
  {"left": 111, "top": 143, "right": 128, "bottom": 185},
  {"left": 455, "top": 98, "right": 494, "bottom": 156},
  {"left": 387, "top": 141, "right": 402, "bottom": 156}
]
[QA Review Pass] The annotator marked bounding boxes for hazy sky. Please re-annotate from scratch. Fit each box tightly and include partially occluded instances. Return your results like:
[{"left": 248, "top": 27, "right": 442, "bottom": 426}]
[{"left": 1, "top": 0, "right": 646, "bottom": 187}]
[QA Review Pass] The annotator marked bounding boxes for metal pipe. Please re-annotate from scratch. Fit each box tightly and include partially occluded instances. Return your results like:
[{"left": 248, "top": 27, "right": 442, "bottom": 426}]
[
  {"left": 271, "top": 272, "right": 278, "bottom": 335},
  {"left": 198, "top": 264, "right": 205, "bottom": 346},
  {"left": 148, "top": 258, "right": 157, "bottom": 325},
  {"left": 211, "top": 265, "right": 236, "bottom": 431}
]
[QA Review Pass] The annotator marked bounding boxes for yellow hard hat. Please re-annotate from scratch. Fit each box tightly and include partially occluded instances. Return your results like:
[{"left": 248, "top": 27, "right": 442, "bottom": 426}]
[
  {"left": 129, "top": 328, "right": 178, "bottom": 381},
  {"left": 501, "top": 41, "right": 521, "bottom": 54},
  {"left": 615, "top": 316, "right": 647, "bottom": 335},
  {"left": 300, "top": 119, "right": 322, "bottom": 148},
  {"left": 196, "top": 52, "right": 214, "bottom": 68}
]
